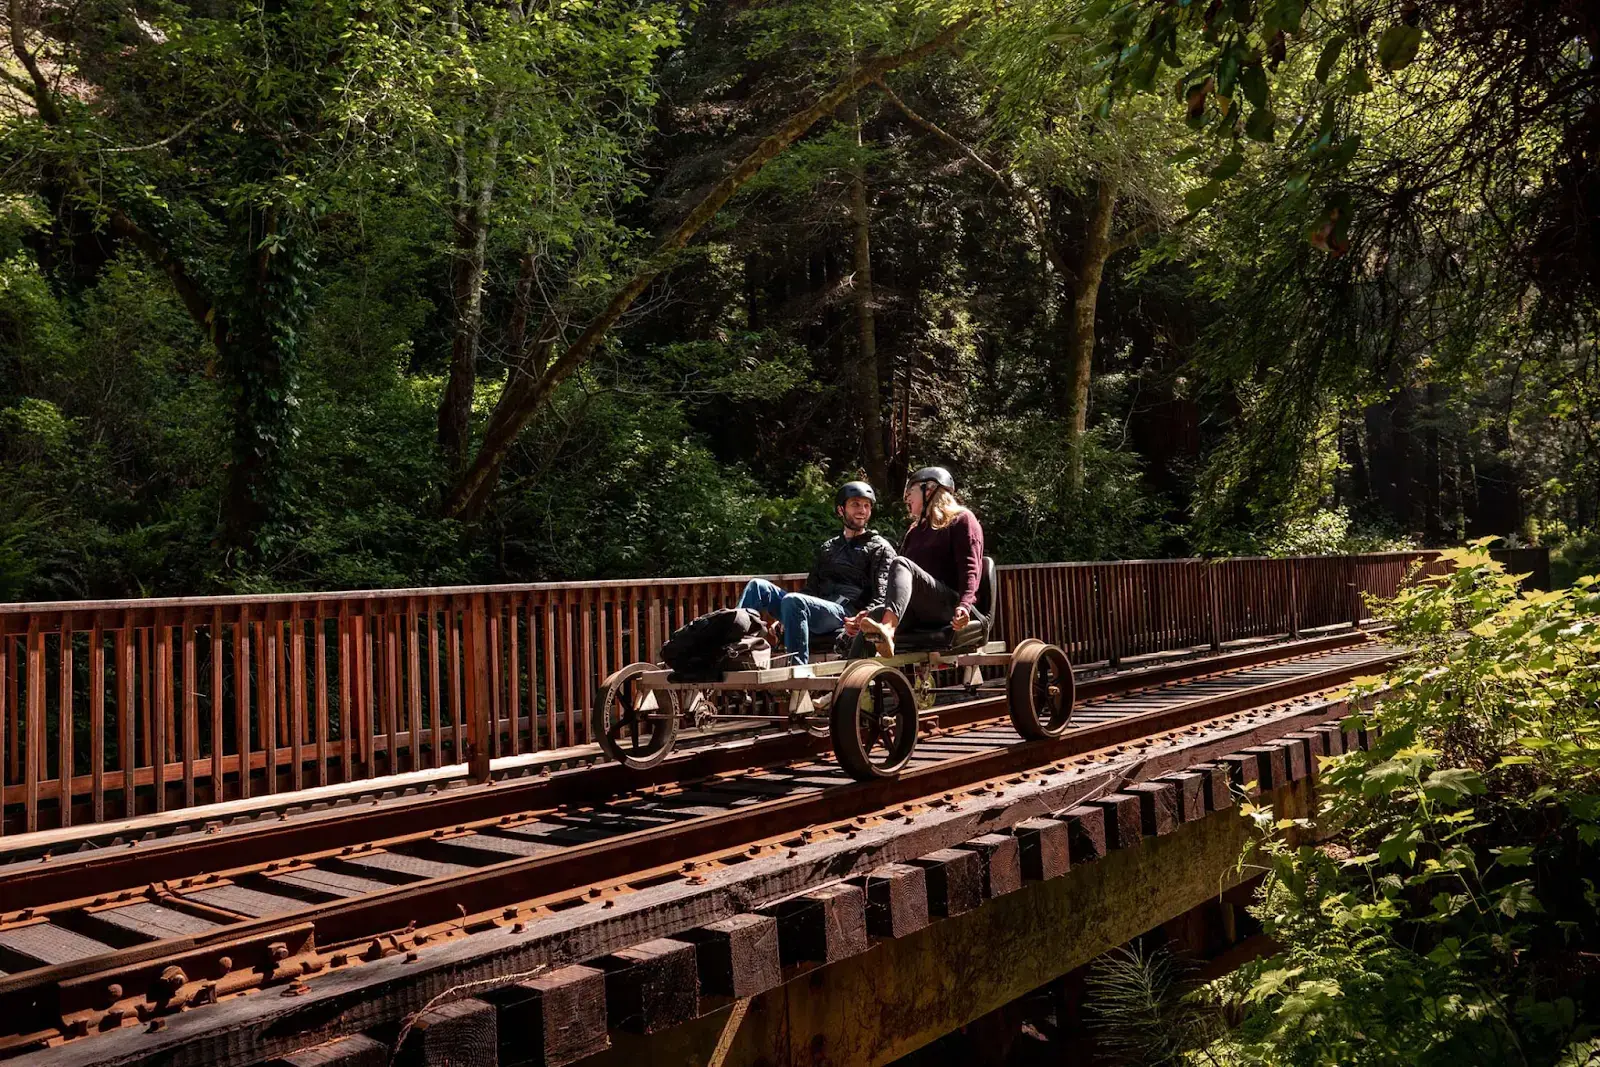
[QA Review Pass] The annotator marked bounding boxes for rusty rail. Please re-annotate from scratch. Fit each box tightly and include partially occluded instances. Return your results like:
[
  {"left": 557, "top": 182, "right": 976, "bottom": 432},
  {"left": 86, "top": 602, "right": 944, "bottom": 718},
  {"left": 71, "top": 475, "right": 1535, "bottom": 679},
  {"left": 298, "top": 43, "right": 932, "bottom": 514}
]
[{"left": 0, "top": 549, "right": 1535, "bottom": 834}]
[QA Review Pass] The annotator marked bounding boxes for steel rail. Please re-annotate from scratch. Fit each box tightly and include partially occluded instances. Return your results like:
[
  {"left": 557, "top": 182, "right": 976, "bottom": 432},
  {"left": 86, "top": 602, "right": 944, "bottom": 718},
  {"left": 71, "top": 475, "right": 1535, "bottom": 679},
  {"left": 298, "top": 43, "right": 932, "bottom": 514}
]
[
  {"left": 0, "top": 630, "right": 1365, "bottom": 908},
  {"left": 0, "top": 640, "right": 1397, "bottom": 1045}
]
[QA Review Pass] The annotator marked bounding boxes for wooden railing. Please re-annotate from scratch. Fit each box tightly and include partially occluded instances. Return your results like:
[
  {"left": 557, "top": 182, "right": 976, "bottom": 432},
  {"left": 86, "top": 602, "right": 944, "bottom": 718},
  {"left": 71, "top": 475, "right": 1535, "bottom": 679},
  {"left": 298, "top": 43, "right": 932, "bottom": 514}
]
[{"left": 0, "top": 549, "right": 1540, "bottom": 835}]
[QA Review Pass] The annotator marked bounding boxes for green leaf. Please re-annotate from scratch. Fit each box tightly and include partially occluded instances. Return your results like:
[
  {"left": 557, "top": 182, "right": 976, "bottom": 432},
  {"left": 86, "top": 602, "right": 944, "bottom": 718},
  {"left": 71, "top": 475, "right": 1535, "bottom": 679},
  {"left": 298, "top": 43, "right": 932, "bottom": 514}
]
[
  {"left": 1497, "top": 755, "right": 1535, "bottom": 767},
  {"left": 1377, "top": 24, "right": 1423, "bottom": 71},
  {"left": 1496, "top": 881, "right": 1542, "bottom": 917},
  {"left": 1346, "top": 66, "right": 1374, "bottom": 94},
  {"left": 1166, "top": 145, "right": 1205, "bottom": 164},
  {"left": 1245, "top": 108, "right": 1276, "bottom": 143},
  {"left": 1211, "top": 151, "right": 1245, "bottom": 180},
  {"left": 1240, "top": 64, "right": 1268, "bottom": 109},
  {"left": 1184, "top": 181, "right": 1222, "bottom": 212},
  {"left": 1493, "top": 846, "right": 1535, "bottom": 867},
  {"left": 1315, "top": 34, "right": 1347, "bottom": 83},
  {"left": 1423, "top": 767, "right": 1485, "bottom": 803}
]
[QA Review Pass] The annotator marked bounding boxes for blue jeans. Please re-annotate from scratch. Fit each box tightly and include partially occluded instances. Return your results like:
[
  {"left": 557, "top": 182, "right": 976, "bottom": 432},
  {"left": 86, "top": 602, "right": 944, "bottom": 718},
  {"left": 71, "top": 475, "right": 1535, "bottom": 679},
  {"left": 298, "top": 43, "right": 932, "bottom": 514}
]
[{"left": 738, "top": 579, "right": 847, "bottom": 665}]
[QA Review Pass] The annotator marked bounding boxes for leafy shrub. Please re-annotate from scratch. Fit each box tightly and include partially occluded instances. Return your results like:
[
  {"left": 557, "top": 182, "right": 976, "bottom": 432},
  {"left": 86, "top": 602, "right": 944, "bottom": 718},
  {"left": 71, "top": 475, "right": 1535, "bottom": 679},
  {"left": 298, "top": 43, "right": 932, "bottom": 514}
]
[{"left": 1210, "top": 544, "right": 1600, "bottom": 1065}]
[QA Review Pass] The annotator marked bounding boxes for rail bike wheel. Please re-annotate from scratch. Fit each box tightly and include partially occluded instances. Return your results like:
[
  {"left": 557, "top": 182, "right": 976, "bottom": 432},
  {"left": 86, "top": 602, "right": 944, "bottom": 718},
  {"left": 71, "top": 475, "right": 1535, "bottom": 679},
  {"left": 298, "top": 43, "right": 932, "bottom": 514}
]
[
  {"left": 1006, "top": 641, "right": 1075, "bottom": 739},
  {"left": 830, "top": 661, "right": 919, "bottom": 780},
  {"left": 594, "top": 662, "right": 680, "bottom": 770}
]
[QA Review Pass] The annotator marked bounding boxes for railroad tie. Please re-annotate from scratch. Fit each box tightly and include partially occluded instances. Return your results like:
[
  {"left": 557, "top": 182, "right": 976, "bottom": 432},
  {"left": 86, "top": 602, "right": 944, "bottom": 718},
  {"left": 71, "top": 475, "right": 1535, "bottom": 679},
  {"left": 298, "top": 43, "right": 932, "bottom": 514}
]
[
  {"left": 764, "top": 883, "right": 869, "bottom": 967},
  {"left": 1156, "top": 772, "right": 1208, "bottom": 823},
  {"left": 954, "top": 834, "right": 1023, "bottom": 899},
  {"left": 679, "top": 914, "right": 782, "bottom": 1001},
  {"left": 1123, "top": 782, "right": 1179, "bottom": 838},
  {"left": 393, "top": 997, "right": 498, "bottom": 1067},
  {"left": 597, "top": 937, "right": 698, "bottom": 1036},
  {"left": 1012, "top": 818, "right": 1071, "bottom": 881},
  {"left": 909, "top": 848, "right": 983, "bottom": 918},
  {"left": 1086, "top": 793, "right": 1144, "bottom": 850},
  {"left": 1060, "top": 806, "right": 1108, "bottom": 865},
  {"left": 482, "top": 964, "right": 610, "bottom": 1067},
  {"left": 850, "top": 863, "right": 931, "bottom": 939}
]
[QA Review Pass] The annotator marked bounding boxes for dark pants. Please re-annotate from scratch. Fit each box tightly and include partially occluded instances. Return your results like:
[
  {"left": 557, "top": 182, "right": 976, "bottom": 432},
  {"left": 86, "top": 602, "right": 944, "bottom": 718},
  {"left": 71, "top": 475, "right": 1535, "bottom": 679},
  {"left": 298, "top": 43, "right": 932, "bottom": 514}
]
[{"left": 881, "top": 556, "right": 985, "bottom": 631}]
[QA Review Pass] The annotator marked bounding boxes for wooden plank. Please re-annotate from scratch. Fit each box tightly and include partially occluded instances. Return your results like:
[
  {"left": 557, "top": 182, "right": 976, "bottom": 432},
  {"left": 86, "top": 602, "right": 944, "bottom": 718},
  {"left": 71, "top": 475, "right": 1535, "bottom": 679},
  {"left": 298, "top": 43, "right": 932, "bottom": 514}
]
[
  {"left": 316, "top": 612, "right": 330, "bottom": 787},
  {"left": 261, "top": 618, "right": 277, "bottom": 795},
  {"left": 449, "top": 604, "right": 464, "bottom": 767},
  {"left": 153, "top": 617, "right": 170, "bottom": 813},
  {"left": 118, "top": 621, "right": 136, "bottom": 817},
  {"left": 488, "top": 597, "right": 502, "bottom": 761},
  {"left": 268, "top": 1034, "right": 388, "bottom": 1067},
  {"left": 25, "top": 619, "right": 43, "bottom": 832},
  {"left": 90, "top": 622, "right": 105, "bottom": 823},
  {"left": 507, "top": 597, "right": 522, "bottom": 758},
  {"left": 291, "top": 607, "right": 306, "bottom": 792},
  {"left": 210, "top": 608, "right": 225, "bottom": 802},
  {"left": 182, "top": 612, "right": 198, "bottom": 809},
  {"left": 235, "top": 609, "right": 252, "bottom": 801},
  {"left": 544, "top": 601, "right": 556, "bottom": 751},
  {"left": 4, "top": 632, "right": 15, "bottom": 796},
  {"left": 427, "top": 597, "right": 443, "bottom": 769},
  {"left": 0, "top": 634, "right": 8, "bottom": 836},
  {"left": 338, "top": 603, "right": 353, "bottom": 786},
  {"left": 59, "top": 621, "right": 75, "bottom": 827},
  {"left": 561, "top": 597, "right": 576, "bottom": 747},
  {"left": 384, "top": 610, "right": 399, "bottom": 775},
  {"left": 468, "top": 595, "right": 492, "bottom": 781},
  {"left": 407, "top": 598, "right": 422, "bottom": 773}
]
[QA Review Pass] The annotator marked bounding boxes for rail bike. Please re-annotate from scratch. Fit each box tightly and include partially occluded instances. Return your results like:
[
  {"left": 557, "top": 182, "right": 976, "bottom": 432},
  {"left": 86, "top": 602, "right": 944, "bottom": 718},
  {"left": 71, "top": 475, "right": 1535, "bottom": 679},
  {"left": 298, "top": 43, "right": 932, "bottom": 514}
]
[{"left": 593, "top": 558, "right": 1076, "bottom": 781}]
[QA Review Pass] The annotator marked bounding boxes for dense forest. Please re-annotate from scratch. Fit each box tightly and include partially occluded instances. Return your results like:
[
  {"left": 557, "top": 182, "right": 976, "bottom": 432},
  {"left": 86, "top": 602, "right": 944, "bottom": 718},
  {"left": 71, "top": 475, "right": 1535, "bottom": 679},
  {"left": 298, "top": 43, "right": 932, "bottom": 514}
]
[{"left": 1, "top": 0, "right": 1596, "bottom": 601}]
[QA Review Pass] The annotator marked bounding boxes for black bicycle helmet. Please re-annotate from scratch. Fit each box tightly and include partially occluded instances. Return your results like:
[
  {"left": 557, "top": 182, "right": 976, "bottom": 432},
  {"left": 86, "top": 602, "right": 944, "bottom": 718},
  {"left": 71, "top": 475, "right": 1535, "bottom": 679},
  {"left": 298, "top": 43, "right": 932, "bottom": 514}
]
[
  {"left": 906, "top": 466, "right": 955, "bottom": 493},
  {"left": 835, "top": 480, "right": 877, "bottom": 508}
]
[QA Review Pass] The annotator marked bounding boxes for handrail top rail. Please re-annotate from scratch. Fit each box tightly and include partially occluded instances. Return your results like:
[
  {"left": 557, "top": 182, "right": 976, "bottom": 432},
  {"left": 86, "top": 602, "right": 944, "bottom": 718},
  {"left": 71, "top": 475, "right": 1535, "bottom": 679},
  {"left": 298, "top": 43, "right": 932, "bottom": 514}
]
[{"left": 0, "top": 550, "right": 1444, "bottom": 615}]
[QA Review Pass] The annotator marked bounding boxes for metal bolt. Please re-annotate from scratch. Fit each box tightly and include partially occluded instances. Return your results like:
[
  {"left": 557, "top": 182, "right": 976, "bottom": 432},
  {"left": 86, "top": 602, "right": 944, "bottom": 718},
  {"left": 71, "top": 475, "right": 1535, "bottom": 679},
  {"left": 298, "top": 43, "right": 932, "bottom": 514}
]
[
  {"left": 105, "top": 983, "right": 124, "bottom": 1002},
  {"left": 268, "top": 942, "right": 289, "bottom": 962},
  {"left": 216, "top": 956, "right": 232, "bottom": 974}
]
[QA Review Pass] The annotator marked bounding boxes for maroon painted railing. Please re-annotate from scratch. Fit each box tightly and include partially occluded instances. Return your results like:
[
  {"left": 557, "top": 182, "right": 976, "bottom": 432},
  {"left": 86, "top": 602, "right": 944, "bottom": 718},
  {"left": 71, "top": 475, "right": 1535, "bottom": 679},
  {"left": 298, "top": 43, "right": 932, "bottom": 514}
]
[{"left": 0, "top": 549, "right": 1534, "bottom": 835}]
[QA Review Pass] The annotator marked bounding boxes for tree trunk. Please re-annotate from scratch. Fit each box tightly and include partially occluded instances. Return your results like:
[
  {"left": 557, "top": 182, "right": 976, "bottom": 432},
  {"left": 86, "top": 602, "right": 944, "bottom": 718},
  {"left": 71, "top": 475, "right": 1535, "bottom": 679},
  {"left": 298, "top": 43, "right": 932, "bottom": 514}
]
[
  {"left": 443, "top": 14, "right": 978, "bottom": 520},
  {"left": 437, "top": 114, "right": 502, "bottom": 474},
  {"left": 1064, "top": 178, "right": 1119, "bottom": 489},
  {"left": 845, "top": 97, "right": 889, "bottom": 491},
  {"left": 221, "top": 209, "right": 309, "bottom": 551}
]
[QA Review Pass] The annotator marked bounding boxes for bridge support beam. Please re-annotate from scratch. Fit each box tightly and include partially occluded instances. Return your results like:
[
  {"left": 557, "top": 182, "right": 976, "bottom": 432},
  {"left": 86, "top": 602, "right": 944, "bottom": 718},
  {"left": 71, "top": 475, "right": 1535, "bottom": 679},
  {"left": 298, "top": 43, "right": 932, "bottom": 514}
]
[{"left": 579, "top": 777, "right": 1316, "bottom": 1067}]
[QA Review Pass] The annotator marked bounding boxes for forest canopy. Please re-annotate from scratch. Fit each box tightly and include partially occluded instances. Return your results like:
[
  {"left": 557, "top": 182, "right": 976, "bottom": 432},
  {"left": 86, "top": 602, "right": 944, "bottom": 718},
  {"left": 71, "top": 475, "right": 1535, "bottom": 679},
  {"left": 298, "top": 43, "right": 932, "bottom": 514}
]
[{"left": 1, "top": 0, "right": 1595, "bottom": 599}]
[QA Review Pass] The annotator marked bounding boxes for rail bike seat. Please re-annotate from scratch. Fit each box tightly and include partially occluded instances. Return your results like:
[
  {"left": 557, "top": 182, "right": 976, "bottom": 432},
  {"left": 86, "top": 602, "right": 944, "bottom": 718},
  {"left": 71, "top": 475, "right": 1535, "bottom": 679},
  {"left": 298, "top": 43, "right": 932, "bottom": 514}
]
[{"left": 891, "top": 556, "right": 997, "bottom": 654}]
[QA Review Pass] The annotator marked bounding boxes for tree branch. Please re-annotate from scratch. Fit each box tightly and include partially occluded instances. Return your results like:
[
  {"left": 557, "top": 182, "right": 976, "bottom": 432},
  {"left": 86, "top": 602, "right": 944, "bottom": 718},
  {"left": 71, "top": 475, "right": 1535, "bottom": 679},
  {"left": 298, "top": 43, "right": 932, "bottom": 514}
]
[
  {"left": 874, "top": 75, "right": 1076, "bottom": 287},
  {"left": 8, "top": 0, "right": 62, "bottom": 125},
  {"left": 8, "top": 0, "right": 220, "bottom": 341},
  {"left": 443, "top": 12, "right": 981, "bottom": 519}
]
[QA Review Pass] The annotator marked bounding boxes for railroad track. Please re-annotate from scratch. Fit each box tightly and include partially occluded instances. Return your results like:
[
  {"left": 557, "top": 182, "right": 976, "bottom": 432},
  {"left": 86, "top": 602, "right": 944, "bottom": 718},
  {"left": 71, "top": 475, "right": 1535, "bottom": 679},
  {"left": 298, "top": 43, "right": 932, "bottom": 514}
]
[{"left": 0, "top": 634, "right": 1399, "bottom": 1057}]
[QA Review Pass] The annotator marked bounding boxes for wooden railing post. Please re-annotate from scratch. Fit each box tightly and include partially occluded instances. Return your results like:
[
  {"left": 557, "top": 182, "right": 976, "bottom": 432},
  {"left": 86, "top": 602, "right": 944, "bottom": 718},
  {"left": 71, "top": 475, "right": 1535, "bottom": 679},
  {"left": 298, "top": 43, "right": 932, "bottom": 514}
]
[
  {"left": 1287, "top": 559, "right": 1300, "bottom": 638},
  {"left": 464, "top": 594, "right": 492, "bottom": 783},
  {"left": 1207, "top": 564, "right": 1222, "bottom": 652}
]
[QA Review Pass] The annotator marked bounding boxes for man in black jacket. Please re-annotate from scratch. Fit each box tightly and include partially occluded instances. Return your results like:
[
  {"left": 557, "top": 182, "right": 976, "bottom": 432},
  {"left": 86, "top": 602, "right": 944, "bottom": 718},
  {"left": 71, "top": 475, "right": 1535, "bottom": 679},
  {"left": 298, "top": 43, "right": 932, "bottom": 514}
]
[{"left": 738, "top": 481, "right": 896, "bottom": 665}]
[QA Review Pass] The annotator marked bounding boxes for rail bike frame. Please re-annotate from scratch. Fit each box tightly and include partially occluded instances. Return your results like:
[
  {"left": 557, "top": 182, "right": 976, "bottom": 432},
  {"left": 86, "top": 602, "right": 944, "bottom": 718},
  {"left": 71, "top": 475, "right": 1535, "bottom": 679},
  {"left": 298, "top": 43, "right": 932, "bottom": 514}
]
[{"left": 596, "top": 636, "right": 1075, "bottom": 781}]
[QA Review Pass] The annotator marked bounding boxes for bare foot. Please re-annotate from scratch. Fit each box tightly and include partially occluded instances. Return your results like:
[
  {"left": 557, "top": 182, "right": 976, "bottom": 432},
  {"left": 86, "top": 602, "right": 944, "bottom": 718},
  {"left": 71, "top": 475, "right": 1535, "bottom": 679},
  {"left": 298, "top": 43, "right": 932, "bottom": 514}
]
[{"left": 857, "top": 616, "right": 896, "bottom": 657}]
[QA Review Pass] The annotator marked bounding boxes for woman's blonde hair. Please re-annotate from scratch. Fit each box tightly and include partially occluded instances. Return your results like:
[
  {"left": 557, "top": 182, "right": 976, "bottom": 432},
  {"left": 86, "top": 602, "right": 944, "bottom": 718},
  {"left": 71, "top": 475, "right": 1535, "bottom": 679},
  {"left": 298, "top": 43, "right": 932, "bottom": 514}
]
[{"left": 923, "top": 486, "right": 969, "bottom": 531}]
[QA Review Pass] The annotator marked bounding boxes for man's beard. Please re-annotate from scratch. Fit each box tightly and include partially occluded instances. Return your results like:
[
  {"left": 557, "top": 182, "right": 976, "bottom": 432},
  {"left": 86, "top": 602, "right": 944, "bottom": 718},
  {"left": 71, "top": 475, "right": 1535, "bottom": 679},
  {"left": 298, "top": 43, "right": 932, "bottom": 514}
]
[{"left": 843, "top": 515, "right": 868, "bottom": 532}]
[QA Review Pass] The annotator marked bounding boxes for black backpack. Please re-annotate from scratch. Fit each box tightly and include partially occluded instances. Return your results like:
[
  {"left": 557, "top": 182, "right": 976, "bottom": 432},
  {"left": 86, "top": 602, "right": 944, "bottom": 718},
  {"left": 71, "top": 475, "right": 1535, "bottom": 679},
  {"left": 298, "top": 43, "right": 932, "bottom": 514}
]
[{"left": 660, "top": 608, "right": 771, "bottom": 682}]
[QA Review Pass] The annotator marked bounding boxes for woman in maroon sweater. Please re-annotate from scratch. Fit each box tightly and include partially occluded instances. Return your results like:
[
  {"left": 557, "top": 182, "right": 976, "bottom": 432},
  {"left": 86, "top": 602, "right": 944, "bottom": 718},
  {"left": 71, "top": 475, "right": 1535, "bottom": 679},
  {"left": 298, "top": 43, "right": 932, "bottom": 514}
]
[{"left": 846, "top": 466, "right": 984, "bottom": 656}]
